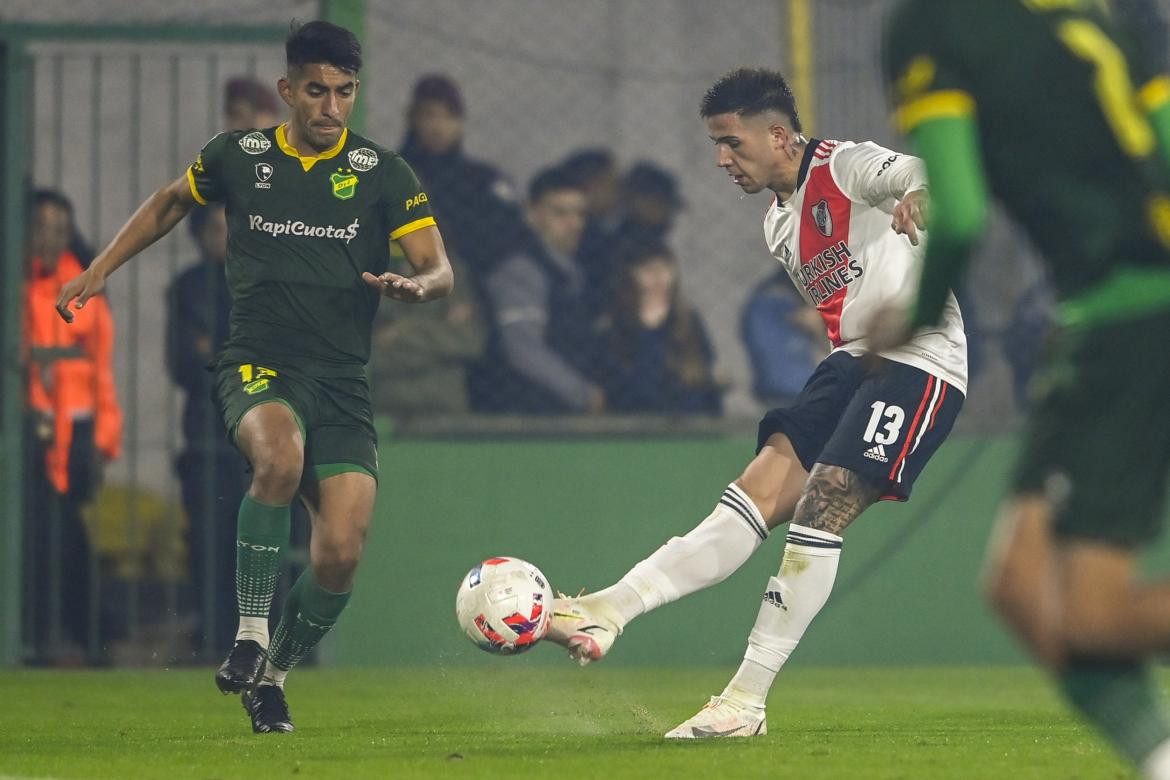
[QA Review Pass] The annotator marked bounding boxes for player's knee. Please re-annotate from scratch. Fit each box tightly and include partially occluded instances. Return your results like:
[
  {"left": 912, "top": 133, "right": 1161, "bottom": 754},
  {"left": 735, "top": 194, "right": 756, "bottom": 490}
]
[
  {"left": 982, "top": 562, "right": 1023, "bottom": 622},
  {"left": 313, "top": 535, "right": 364, "bottom": 589},
  {"left": 983, "top": 499, "right": 1051, "bottom": 623},
  {"left": 733, "top": 477, "right": 778, "bottom": 525},
  {"left": 1061, "top": 594, "right": 1125, "bottom": 655},
  {"left": 982, "top": 543, "right": 1040, "bottom": 624},
  {"left": 249, "top": 449, "right": 303, "bottom": 503}
]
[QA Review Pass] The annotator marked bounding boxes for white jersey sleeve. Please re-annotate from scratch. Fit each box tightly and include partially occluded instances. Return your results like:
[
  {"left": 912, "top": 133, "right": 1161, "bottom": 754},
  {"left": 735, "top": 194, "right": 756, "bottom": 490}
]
[
  {"left": 830, "top": 141, "right": 927, "bottom": 208},
  {"left": 761, "top": 139, "right": 967, "bottom": 394}
]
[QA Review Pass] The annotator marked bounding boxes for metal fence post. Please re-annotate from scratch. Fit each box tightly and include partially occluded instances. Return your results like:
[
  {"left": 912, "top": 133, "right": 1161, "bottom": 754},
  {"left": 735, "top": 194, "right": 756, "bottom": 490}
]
[
  {"left": 787, "top": 0, "right": 816, "bottom": 135},
  {"left": 0, "top": 36, "right": 31, "bottom": 667}
]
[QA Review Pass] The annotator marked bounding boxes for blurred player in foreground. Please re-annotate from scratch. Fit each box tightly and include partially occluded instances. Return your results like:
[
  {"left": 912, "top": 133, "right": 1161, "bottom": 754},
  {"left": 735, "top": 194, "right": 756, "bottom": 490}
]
[
  {"left": 878, "top": 0, "right": 1170, "bottom": 776},
  {"left": 55, "top": 20, "right": 453, "bottom": 733},
  {"left": 548, "top": 67, "right": 968, "bottom": 738}
]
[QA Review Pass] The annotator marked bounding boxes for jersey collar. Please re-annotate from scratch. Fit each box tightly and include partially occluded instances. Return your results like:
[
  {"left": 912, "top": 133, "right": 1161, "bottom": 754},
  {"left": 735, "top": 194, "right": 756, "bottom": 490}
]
[
  {"left": 794, "top": 137, "right": 819, "bottom": 193},
  {"left": 276, "top": 123, "right": 349, "bottom": 172},
  {"left": 775, "top": 138, "right": 820, "bottom": 208}
]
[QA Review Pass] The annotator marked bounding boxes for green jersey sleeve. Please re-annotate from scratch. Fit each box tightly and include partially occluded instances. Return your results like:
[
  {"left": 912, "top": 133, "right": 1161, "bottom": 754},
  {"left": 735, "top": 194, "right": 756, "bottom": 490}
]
[
  {"left": 884, "top": 0, "right": 976, "bottom": 136},
  {"left": 884, "top": 0, "right": 989, "bottom": 329},
  {"left": 381, "top": 155, "right": 436, "bottom": 241},
  {"left": 186, "top": 132, "right": 231, "bottom": 205}
]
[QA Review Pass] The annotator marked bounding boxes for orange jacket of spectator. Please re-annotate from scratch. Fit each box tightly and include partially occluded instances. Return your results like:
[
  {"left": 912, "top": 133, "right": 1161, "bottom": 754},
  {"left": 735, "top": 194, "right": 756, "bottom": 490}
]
[{"left": 25, "top": 251, "right": 122, "bottom": 493}]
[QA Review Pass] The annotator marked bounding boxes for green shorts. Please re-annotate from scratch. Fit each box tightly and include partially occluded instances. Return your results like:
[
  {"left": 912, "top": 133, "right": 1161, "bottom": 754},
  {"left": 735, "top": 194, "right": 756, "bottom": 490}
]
[
  {"left": 215, "top": 359, "right": 378, "bottom": 483},
  {"left": 1011, "top": 310, "right": 1170, "bottom": 546}
]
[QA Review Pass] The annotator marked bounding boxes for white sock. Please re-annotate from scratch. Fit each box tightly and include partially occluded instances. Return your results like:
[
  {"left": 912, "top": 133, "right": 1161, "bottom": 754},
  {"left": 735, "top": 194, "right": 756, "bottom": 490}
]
[
  {"left": 588, "top": 483, "right": 769, "bottom": 629},
  {"left": 236, "top": 617, "right": 269, "bottom": 647},
  {"left": 1144, "top": 738, "right": 1170, "bottom": 780},
  {"left": 722, "top": 524, "right": 843, "bottom": 709},
  {"left": 262, "top": 664, "right": 288, "bottom": 688}
]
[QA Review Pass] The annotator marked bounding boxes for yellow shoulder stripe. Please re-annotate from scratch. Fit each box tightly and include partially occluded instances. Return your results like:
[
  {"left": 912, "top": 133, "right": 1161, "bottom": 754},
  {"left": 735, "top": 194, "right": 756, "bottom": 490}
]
[
  {"left": 894, "top": 89, "right": 976, "bottom": 134},
  {"left": 390, "top": 216, "right": 437, "bottom": 241},
  {"left": 1139, "top": 75, "right": 1170, "bottom": 113},
  {"left": 186, "top": 166, "right": 208, "bottom": 206}
]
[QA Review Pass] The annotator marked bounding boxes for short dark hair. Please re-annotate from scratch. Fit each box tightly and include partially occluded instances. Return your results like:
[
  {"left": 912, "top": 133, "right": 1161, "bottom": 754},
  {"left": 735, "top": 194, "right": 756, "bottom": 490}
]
[
  {"left": 699, "top": 67, "right": 802, "bottom": 132},
  {"left": 623, "top": 161, "right": 683, "bottom": 206},
  {"left": 410, "top": 74, "right": 464, "bottom": 117},
  {"left": 623, "top": 239, "right": 674, "bottom": 267},
  {"left": 286, "top": 20, "right": 362, "bottom": 74},
  {"left": 560, "top": 148, "right": 615, "bottom": 185},
  {"left": 528, "top": 166, "right": 582, "bottom": 203},
  {"left": 29, "top": 188, "right": 95, "bottom": 267},
  {"left": 224, "top": 76, "right": 279, "bottom": 115},
  {"left": 30, "top": 188, "right": 73, "bottom": 215}
]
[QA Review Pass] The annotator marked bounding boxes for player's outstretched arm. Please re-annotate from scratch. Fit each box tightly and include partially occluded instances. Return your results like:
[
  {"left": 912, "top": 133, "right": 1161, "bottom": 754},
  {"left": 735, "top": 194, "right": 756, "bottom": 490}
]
[
  {"left": 906, "top": 113, "right": 989, "bottom": 329},
  {"left": 362, "top": 224, "right": 454, "bottom": 303},
  {"left": 55, "top": 174, "right": 198, "bottom": 322},
  {"left": 867, "top": 113, "right": 989, "bottom": 353},
  {"left": 833, "top": 142, "right": 929, "bottom": 245}
]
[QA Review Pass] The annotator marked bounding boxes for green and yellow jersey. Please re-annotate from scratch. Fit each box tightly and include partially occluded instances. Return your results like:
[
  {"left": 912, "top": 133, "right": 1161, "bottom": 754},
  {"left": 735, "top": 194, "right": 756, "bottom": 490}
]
[
  {"left": 187, "top": 124, "right": 435, "bottom": 375},
  {"left": 883, "top": 0, "right": 1170, "bottom": 328}
]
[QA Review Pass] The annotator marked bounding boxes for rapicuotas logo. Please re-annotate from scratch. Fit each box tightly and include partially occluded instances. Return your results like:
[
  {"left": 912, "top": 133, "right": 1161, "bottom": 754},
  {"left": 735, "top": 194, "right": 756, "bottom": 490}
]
[{"left": 248, "top": 214, "right": 360, "bottom": 244}]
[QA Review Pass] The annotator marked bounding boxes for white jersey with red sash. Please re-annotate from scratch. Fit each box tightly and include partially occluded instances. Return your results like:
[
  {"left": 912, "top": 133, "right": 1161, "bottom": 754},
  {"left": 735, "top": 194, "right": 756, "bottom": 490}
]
[{"left": 763, "top": 138, "right": 968, "bottom": 394}]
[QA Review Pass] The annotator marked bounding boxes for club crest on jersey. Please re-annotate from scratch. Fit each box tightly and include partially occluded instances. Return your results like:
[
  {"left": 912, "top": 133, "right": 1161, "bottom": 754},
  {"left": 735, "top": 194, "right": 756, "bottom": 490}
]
[
  {"left": 331, "top": 171, "right": 358, "bottom": 200},
  {"left": 254, "top": 162, "right": 273, "bottom": 189},
  {"left": 348, "top": 147, "right": 379, "bottom": 172},
  {"left": 812, "top": 199, "right": 833, "bottom": 237},
  {"left": 243, "top": 378, "right": 269, "bottom": 395},
  {"left": 239, "top": 131, "right": 271, "bottom": 155}
]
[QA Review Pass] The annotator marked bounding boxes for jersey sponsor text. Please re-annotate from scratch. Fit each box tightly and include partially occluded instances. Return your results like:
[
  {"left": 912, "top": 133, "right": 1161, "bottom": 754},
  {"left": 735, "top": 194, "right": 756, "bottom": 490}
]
[
  {"left": 796, "top": 240, "right": 864, "bottom": 304},
  {"left": 247, "top": 213, "right": 360, "bottom": 243}
]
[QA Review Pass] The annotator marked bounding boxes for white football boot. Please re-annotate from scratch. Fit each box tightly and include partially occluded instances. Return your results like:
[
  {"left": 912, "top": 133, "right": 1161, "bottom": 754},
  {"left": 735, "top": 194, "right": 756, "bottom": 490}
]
[
  {"left": 546, "top": 594, "right": 621, "bottom": 666},
  {"left": 664, "top": 696, "right": 767, "bottom": 739}
]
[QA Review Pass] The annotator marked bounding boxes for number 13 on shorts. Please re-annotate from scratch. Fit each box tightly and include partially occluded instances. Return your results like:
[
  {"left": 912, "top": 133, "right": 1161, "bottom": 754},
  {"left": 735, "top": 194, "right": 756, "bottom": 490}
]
[{"left": 863, "top": 401, "right": 906, "bottom": 445}]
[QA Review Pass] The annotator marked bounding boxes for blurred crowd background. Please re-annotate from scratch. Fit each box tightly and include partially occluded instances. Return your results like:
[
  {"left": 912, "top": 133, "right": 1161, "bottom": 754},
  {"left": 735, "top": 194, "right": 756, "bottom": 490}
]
[{"left": 6, "top": 0, "right": 1131, "bottom": 666}]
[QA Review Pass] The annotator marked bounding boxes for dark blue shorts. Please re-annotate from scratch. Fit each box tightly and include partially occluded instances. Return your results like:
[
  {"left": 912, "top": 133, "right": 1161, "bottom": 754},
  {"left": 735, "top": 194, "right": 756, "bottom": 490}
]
[{"left": 756, "top": 351, "right": 964, "bottom": 501}]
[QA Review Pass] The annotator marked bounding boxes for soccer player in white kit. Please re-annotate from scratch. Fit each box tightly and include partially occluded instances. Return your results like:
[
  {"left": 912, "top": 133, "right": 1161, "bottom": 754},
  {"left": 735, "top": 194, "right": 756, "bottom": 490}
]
[{"left": 546, "top": 68, "right": 969, "bottom": 738}]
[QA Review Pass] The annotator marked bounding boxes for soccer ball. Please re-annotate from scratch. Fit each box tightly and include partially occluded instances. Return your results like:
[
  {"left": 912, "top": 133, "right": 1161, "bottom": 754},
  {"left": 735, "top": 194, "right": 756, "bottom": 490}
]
[{"left": 455, "top": 557, "right": 553, "bottom": 654}]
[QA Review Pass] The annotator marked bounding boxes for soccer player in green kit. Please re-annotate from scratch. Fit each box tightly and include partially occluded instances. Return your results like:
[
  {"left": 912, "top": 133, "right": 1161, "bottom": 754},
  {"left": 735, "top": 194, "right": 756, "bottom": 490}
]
[
  {"left": 877, "top": 1, "right": 1170, "bottom": 775},
  {"left": 56, "top": 21, "right": 453, "bottom": 733}
]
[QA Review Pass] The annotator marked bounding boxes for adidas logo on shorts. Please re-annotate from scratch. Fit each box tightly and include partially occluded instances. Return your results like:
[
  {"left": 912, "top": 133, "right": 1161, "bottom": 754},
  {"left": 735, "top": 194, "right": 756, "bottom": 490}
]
[{"left": 863, "top": 444, "right": 889, "bottom": 463}]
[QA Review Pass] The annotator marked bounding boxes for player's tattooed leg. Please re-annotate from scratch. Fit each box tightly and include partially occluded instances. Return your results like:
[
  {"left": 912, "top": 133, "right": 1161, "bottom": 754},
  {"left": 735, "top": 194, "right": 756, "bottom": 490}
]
[{"left": 791, "top": 464, "right": 884, "bottom": 536}]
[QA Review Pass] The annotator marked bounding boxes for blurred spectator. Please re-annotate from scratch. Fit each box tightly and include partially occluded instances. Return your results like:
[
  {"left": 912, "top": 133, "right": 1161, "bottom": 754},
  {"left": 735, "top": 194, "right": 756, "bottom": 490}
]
[
  {"left": 22, "top": 189, "right": 121, "bottom": 664},
  {"left": 473, "top": 166, "right": 602, "bottom": 414},
  {"left": 561, "top": 147, "right": 622, "bottom": 315},
  {"left": 369, "top": 249, "right": 486, "bottom": 421},
  {"left": 399, "top": 73, "right": 525, "bottom": 276},
  {"left": 26, "top": 185, "right": 96, "bottom": 269},
  {"left": 223, "top": 76, "right": 280, "bottom": 131},
  {"left": 598, "top": 243, "right": 722, "bottom": 415},
  {"left": 953, "top": 287, "right": 985, "bottom": 387},
  {"left": 1114, "top": 0, "right": 1170, "bottom": 73},
  {"left": 741, "top": 270, "right": 826, "bottom": 405},
  {"left": 611, "top": 161, "right": 685, "bottom": 264},
  {"left": 1001, "top": 279, "right": 1056, "bottom": 409},
  {"left": 165, "top": 203, "right": 246, "bottom": 657}
]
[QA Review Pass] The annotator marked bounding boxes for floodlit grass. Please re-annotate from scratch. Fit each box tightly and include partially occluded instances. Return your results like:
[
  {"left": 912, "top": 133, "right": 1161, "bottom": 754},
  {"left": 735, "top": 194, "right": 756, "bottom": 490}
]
[{"left": 0, "top": 665, "right": 1134, "bottom": 779}]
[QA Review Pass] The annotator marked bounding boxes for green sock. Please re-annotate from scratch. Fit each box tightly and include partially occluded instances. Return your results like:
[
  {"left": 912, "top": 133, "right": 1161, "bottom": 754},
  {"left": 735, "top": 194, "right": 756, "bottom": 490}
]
[
  {"left": 234, "top": 495, "right": 291, "bottom": 645},
  {"left": 1058, "top": 659, "right": 1170, "bottom": 767},
  {"left": 265, "top": 570, "right": 351, "bottom": 685}
]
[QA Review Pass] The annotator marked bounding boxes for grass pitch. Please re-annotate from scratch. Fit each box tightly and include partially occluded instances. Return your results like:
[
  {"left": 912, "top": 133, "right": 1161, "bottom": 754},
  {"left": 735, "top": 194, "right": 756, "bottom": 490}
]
[{"left": 0, "top": 666, "right": 1133, "bottom": 779}]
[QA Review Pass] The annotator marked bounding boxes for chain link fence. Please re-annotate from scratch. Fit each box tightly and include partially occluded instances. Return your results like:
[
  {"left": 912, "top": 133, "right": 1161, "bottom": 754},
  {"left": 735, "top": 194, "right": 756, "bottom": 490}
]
[{"left": 8, "top": 0, "right": 1156, "bottom": 665}]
